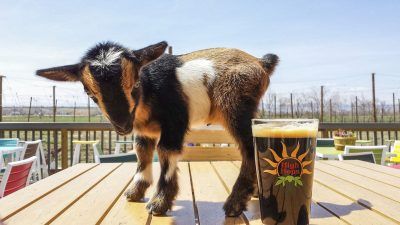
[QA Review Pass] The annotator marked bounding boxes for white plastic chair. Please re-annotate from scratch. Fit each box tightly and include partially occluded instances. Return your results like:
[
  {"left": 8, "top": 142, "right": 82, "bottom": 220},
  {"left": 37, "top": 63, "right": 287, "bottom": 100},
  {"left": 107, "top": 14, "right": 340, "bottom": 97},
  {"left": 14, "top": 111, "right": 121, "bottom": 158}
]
[
  {"left": 72, "top": 140, "right": 102, "bottom": 165},
  {"left": 20, "top": 140, "right": 49, "bottom": 181},
  {"left": 114, "top": 140, "right": 134, "bottom": 154},
  {"left": 0, "top": 147, "right": 24, "bottom": 172}
]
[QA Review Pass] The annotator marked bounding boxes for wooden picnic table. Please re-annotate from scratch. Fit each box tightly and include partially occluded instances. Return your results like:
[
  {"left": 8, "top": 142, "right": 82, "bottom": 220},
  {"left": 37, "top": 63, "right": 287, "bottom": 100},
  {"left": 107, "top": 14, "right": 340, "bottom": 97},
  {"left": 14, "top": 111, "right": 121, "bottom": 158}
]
[{"left": 1, "top": 160, "right": 400, "bottom": 225}]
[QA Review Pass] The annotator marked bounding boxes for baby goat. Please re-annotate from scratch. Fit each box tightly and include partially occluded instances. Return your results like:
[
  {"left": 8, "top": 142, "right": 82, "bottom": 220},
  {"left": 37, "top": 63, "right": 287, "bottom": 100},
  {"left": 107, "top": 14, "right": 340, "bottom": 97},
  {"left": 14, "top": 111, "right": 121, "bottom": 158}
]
[{"left": 37, "top": 41, "right": 278, "bottom": 216}]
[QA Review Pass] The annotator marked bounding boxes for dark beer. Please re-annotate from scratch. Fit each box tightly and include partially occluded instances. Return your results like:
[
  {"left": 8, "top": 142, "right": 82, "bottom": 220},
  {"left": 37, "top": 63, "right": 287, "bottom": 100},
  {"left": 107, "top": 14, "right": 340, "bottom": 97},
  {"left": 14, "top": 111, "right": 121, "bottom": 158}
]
[{"left": 252, "top": 120, "right": 318, "bottom": 225}]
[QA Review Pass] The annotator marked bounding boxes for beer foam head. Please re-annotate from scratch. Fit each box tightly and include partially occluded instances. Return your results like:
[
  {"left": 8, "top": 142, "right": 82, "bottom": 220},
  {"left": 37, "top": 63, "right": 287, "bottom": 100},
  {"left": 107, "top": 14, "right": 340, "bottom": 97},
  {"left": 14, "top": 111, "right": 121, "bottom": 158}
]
[{"left": 252, "top": 119, "right": 318, "bottom": 138}]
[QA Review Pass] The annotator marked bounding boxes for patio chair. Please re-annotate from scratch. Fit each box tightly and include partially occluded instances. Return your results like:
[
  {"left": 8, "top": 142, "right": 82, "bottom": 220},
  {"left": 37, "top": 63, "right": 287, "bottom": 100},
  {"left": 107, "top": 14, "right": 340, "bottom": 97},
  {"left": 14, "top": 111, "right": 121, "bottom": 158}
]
[
  {"left": 387, "top": 140, "right": 400, "bottom": 164},
  {"left": 72, "top": 140, "right": 102, "bottom": 165},
  {"left": 0, "top": 138, "right": 19, "bottom": 147},
  {"left": 0, "top": 156, "right": 37, "bottom": 198},
  {"left": 338, "top": 152, "right": 376, "bottom": 164},
  {"left": 182, "top": 125, "right": 240, "bottom": 161},
  {"left": 390, "top": 164, "right": 400, "bottom": 169},
  {"left": 344, "top": 145, "right": 388, "bottom": 165},
  {"left": 21, "top": 140, "right": 49, "bottom": 181},
  {"left": 99, "top": 152, "right": 137, "bottom": 163},
  {"left": 114, "top": 140, "right": 134, "bottom": 154},
  {"left": 317, "top": 138, "right": 334, "bottom": 147},
  {"left": 0, "top": 147, "right": 25, "bottom": 173}
]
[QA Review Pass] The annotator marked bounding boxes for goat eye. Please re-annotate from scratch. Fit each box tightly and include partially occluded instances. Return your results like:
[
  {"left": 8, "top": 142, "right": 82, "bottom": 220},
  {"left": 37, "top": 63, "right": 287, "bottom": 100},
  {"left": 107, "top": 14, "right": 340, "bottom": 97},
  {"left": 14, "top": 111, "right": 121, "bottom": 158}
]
[
  {"left": 88, "top": 94, "right": 98, "bottom": 103},
  {"left": 91, "top": 96, "right": 98, "bottom": 103},
  {"left": 84, "top": 89, "right": 93, "bottom": 97}
]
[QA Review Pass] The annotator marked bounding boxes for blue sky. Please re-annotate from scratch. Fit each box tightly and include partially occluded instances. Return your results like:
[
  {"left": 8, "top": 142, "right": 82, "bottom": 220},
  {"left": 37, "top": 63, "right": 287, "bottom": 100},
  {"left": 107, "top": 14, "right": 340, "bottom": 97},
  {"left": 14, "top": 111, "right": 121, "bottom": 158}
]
[{"left": 1, "top": 0, "right": 399, "bottom": 106}]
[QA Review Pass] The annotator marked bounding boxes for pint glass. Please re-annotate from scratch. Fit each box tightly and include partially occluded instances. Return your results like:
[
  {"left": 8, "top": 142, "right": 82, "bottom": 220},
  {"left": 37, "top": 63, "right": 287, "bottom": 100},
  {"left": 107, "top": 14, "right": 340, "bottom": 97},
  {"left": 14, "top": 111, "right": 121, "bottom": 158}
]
[{"left": 252, "top": 119, "right": 319, "bottom": 225}]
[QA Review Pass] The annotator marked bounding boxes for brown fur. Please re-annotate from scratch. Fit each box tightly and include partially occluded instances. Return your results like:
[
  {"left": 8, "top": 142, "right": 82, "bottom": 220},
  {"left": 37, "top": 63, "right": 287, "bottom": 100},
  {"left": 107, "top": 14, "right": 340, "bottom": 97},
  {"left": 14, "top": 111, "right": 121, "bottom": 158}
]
[
  {"left": 179, "top": 48, "right": 270, "bottom": 126},
  {"left": 80, "top": 66, "right": 111, "bottom": 116},
  {"left": 179, "top": 48, "right": 273, "bottom": 216},
  {"left": 121, "top": 58, "right": 136, "bottom": 112}
]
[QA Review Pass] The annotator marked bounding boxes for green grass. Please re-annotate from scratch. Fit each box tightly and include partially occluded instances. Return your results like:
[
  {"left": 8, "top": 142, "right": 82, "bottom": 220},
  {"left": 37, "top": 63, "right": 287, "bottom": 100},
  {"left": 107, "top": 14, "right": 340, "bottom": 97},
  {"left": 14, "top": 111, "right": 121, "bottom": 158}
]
[{"left": 2, "top": 115, "right": 106, "bottom": 122}]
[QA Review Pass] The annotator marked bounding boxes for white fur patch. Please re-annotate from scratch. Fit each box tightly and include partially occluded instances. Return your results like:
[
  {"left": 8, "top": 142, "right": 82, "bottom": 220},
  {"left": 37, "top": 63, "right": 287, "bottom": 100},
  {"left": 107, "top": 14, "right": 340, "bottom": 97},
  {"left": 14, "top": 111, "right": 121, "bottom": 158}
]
[
  {"left": 89, "top": 47, "right": 123, "bottom": 68},
  {"left": 165, "top": 154, "right": 181, "bottom": 181},
  {"left": 133, "top": 164, "right": 153, "bottom": 184},
  {"left": 176, "top": 59, "right": 216, "bottom": 127}
]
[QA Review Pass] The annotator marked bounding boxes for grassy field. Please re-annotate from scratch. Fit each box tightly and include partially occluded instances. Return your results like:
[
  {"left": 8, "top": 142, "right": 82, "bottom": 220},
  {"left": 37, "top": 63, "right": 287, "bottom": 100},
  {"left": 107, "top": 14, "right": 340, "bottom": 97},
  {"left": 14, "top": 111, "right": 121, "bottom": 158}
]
[
  {"left": 2, "top": 115, "right": 106, "bottom": 122},
  {"left": 3, "top": 114, "right": 397, "bottom": 123}
]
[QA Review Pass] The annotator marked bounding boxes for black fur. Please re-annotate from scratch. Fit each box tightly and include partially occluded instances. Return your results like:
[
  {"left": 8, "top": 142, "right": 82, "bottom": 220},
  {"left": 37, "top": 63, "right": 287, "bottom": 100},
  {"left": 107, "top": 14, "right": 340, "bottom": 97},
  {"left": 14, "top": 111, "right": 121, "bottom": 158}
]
[
  {"left": 100, "top": 77, "right": 133, "bottom": 133},
  {"left": 139, "top": 54, "right": 189, "bottom": 152},
  {"left": 146, "top": 151, "right": 179, "bottom": 215},
  {"left": 223, "top": 95, "right": 258, "bottom": 216},
  {"left": 132, "top": 54, "right": 188, "bottom": 214},
  {"left": 82, "top": 42, "right": 136, "bottom": 133},
  {"left": 260, "top": 54, "right": 279, "bottom": 73}
]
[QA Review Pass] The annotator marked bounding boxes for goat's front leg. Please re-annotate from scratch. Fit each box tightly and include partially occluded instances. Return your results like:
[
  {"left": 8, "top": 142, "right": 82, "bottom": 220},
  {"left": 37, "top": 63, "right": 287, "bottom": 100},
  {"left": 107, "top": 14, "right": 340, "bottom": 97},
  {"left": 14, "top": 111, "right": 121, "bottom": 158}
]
[
  {"left": 146, "top": 122, "right": 186, "bottom": 215},
  {"left": 125, "top": 135, "right": 156, "bottom": 201},
  {"left": 146, "top": 148, "right": 181, "bottom": 215}
]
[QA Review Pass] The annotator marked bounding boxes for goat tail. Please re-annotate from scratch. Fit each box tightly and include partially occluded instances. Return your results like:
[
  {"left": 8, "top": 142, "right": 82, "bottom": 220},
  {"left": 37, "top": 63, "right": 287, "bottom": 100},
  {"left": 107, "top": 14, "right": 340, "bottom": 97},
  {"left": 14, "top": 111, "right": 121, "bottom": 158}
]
[{"left": 259, "top": 54, "right": 279, "bottom": 74}]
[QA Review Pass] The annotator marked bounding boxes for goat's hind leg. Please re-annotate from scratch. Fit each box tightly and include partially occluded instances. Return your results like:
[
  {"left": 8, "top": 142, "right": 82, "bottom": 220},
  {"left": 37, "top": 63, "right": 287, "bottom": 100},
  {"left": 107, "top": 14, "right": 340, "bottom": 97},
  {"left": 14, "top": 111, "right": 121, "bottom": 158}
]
[
  {"left": 222, "top": 101, "right": 258, "bottom": 216},
  {"left": 125, "top": 136, "right": 156, "bottom": 201}
]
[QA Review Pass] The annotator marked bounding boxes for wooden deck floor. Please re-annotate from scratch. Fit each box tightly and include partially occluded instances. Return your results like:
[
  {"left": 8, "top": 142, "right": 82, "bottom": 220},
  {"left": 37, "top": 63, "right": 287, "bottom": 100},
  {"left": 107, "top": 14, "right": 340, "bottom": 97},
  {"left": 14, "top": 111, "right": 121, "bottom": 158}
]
[{"left": 1, "top": 160, "right": 400, "bottom": 224}]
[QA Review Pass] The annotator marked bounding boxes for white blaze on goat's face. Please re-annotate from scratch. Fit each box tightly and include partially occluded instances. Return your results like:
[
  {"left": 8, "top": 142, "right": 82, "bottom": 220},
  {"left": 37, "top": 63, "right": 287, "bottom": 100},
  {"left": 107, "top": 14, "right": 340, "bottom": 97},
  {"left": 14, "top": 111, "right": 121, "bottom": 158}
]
[
  {"left": 87, "top": 47, "right": 124, "bottom": 68},
  {"left": 176, "top": 59, "right": 216, "bottom": 128}
]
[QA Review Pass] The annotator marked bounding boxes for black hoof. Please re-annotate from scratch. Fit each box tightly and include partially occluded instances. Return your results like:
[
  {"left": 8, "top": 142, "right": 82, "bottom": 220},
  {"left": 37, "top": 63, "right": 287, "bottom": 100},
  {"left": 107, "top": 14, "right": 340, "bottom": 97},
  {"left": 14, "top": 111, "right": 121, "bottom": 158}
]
[
  {"left": 223, "top": 196, "right": 248, "bottom": 217},
  {"left": 146, "top": 195, "right": 172, "bottom": 215}
]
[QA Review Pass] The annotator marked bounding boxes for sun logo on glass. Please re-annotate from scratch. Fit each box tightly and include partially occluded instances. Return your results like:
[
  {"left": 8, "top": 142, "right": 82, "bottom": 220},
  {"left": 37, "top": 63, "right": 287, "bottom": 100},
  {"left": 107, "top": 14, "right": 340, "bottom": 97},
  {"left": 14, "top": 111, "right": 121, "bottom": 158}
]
[{"left": 263, "top": 142, "right": 312, "bottom": 187}]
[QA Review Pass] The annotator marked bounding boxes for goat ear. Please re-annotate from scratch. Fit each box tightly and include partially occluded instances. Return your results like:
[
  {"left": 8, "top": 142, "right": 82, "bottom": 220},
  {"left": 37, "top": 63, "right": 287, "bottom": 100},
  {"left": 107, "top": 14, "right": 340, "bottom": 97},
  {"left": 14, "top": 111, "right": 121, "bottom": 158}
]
[
  {"left": 36, "top": 64, "right": 82, "bottom": 81},
  {"left": 132, "top": 41, "right": 168, "bottom": 66}
]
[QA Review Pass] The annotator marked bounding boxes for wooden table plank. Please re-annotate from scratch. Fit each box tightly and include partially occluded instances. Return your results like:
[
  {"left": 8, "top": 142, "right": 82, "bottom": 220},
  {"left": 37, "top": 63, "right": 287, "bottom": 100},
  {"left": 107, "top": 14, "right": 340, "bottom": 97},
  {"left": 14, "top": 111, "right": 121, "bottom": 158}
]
[
  {"left": 211, "top": 161, "right": 254, "bottom": 224},
  {"left": 4, "top": 163, "right": 120, "bottom": 225},
  {"left": 210, "top": 161, "right": 239, "bottom": 193},
  {"left": 316, "top": 161, "right": 400, "bottom": 202},
  {"left": 150, "top": 162, "right": 196, "bottom": 225},
  {"left": 3, "top": 160, "right": 400, "bottom": 225},
  {"left": 50, "top": 163, "right": 136, "bottom": 225},
  {"left": 314, "top": 168, "right": 400, "bottom": 223},
  {"left": 344, "top": 160, "right": 400, "bottom": 178},
  {"left": 323, "top": 160, "right": 400, "bottom": 188},
  {"left": 310, "top": 202, "right": 347, "bottom": 225},
  {"left": 312, "top": 182, "right": 397, "bottom": 225},
  {"left": 189, "top": 162, "right": 246, "bottom": 225},
  {"left": 99, "top": 163, "right": 161, "bottom": 225},
  {"left": 0, "top": 163, "right": 97, "bottom": 220}
]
